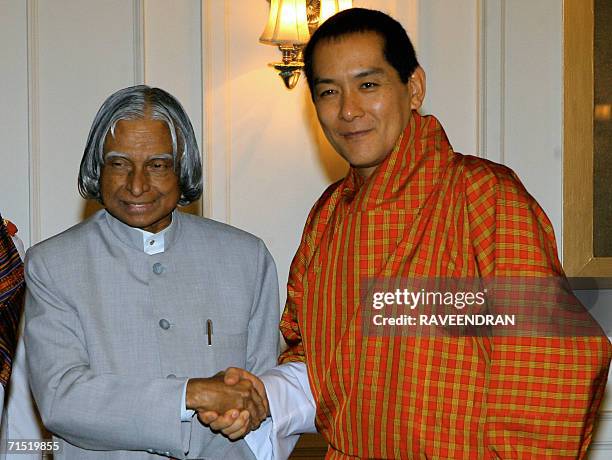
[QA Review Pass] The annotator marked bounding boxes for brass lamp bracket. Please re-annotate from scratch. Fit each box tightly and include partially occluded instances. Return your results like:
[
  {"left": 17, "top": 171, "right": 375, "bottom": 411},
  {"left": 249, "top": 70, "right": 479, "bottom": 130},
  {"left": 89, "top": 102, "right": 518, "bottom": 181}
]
[{"left": 270, "top": 45, "right": 305, "bottom": 89}]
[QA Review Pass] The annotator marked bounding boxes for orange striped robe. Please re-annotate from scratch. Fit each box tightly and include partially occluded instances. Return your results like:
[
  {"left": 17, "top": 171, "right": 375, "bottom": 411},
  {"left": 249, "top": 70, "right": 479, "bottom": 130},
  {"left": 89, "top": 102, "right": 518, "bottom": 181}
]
[{"left": 279, "top": 113, "right": 612, "bottom": 459}]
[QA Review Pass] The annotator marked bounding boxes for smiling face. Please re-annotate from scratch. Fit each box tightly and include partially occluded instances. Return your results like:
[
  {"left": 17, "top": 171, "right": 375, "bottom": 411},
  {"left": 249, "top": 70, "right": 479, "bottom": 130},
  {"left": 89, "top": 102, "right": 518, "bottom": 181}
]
[
  {"left": 312, "top": 32, "right": 425, "bottom": 179},
  {"left": 100, "top": 118, "right": 180, "bottom": 233}
]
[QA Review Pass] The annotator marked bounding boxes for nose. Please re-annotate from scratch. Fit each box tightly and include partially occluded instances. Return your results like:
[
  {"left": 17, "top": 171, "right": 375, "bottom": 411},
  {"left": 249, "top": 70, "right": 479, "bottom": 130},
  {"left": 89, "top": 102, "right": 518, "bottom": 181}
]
[
  {"left": 339, "top": 91, "right": 364, "bottom": 121},
  {"left": 126, "top": 167, "right": 150, "bottom": 196}
]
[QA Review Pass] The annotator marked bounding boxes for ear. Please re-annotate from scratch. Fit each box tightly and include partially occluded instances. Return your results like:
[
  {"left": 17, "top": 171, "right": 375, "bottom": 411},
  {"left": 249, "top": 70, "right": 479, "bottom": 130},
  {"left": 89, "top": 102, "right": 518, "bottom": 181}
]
[{"left": 408, "top": 66, "right": 426, "bottom": 110}]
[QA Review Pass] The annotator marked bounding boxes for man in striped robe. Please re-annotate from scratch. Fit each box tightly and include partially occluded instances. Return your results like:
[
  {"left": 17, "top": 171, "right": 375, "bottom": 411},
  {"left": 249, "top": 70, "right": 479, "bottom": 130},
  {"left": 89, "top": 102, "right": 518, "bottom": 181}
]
[{"left": 208, "top": 8, "right": 612, "bottom": 459}]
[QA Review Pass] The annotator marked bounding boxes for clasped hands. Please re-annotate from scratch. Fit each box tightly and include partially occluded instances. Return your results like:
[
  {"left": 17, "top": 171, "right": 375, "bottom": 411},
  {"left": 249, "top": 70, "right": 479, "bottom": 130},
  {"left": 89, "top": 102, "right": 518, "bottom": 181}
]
[{"left": 186, "top": 368, "right": 267, "bottom": 439}]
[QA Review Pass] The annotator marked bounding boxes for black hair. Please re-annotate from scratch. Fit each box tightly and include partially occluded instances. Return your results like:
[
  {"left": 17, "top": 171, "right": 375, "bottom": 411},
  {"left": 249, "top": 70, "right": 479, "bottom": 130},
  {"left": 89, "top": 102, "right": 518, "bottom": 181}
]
[{"left": 303, "top": 8, "right": 419, "bottom": 97}]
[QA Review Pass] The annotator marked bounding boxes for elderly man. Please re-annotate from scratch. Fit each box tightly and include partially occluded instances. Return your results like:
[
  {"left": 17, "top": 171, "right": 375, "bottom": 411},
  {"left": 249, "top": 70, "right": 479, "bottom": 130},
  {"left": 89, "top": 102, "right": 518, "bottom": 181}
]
[
  {"left": 211, "top": 8, "right": 612, "bottom": 459},
  {"left": 24, "top": 85, "right": 277, "bottom": 459}
]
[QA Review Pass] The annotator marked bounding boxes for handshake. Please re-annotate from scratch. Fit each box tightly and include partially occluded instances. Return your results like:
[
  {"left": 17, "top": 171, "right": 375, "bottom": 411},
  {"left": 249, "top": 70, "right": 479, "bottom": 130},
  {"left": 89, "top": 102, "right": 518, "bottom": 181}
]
[{"left": 186, "top": 368, "right": 268, "bottom": 439}]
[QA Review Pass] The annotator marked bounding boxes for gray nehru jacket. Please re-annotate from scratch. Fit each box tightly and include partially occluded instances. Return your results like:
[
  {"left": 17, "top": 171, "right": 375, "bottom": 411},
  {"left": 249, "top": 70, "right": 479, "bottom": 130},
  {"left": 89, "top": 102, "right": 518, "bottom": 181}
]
[{"left": 24, "top": 210, "right": 279, "bottom": 459}]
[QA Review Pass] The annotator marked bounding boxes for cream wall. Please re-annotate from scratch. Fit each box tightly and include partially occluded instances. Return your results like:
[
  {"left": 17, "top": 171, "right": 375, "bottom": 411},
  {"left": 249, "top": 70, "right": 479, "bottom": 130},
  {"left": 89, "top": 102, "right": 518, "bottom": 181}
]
[{"left": 1, "top": 0, "right": 611, "bottom": 454}]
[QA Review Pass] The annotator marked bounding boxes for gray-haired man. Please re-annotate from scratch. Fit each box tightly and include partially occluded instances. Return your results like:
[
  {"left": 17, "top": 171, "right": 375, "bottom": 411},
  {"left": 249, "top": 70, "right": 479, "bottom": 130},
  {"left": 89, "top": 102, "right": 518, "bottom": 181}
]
[{"left": 24, "top": 85, "right": 277, "bottom": 459}]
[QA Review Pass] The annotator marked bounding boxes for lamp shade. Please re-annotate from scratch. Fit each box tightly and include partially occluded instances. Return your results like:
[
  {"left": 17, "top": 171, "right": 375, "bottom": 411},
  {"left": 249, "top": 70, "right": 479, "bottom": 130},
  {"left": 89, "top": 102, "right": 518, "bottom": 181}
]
[
  {"left": 318, "top": 0, "right": 352, "bottom": 25},
  {"left": 260, "top": 0, "right": 310, "bottom": 45}
]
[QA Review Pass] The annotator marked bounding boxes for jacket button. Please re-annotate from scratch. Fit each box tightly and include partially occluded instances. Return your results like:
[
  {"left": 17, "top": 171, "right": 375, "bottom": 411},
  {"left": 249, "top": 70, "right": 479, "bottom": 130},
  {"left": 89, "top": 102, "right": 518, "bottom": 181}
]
[
  {"left": 159, "top": 319, "right": 171, "bottom": 330},
  {"left": 166, "top": 374, "right": 176, "bottom": 379},
  {"left": 152, "top": 263, "right": 164, "bottom": 274}
]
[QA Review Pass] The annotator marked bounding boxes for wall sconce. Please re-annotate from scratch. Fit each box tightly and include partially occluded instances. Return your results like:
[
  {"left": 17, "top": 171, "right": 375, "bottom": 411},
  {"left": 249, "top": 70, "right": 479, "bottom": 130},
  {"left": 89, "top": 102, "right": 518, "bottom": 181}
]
[{"left": 260, "top": 0, "right": 352, "bottom": 89}]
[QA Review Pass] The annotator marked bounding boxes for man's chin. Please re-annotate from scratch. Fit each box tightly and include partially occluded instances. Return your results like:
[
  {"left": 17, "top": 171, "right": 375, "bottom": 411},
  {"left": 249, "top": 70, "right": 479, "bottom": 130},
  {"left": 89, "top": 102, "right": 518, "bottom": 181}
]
[
  {"left": 106, "top": 210, "right": 157, "bottom": 230},
  {"left": 346, "top": 154, "right": 389, "bottom": 175},
  {"left": 122, "top": 218, "right": 154, "bottom": 230}
]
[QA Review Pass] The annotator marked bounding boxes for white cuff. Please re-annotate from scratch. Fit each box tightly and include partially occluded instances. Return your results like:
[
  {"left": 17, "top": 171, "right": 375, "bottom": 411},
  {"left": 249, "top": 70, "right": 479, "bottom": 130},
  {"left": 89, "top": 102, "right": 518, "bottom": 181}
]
[
  {"left": 181, "top": 380, "right": 195, "bottom": 422},
  {"left": 244, "top": 362, "right": 317, "bottom": 460},
  {"left": 245, "top": 418, "right": 273, "bottom": 460}
]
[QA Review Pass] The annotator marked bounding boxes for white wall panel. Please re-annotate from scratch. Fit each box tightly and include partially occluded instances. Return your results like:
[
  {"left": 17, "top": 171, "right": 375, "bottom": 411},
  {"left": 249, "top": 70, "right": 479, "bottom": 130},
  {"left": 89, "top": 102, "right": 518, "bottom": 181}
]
[
  {"left": 591, "top": 410, "right": 612, "bottom": 453},
  {"left": 201, "top": 0, "right": 231, "bottom": 221},
  {"left": 0, "top": 0, "right": 30, "bottom": 244},
  {"left": 354, "top": 0, "right": 398, "bottom": 15},
  {"left": 417, "top": 0, "right": 479, "bottom": 156},
  {"left": 480, "top": 0, "right": 504, "bottom": 165}
]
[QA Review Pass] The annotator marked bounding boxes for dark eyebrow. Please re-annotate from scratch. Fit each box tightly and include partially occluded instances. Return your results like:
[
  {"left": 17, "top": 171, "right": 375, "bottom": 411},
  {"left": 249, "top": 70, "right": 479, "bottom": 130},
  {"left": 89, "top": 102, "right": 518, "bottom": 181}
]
[
  {"left": 314, "top": 77, "right": 335, "bottom": 86},
  {"left": 104, "top": 152, "right": 174, "bottom": 161},
  {"left": 314, "top": 68, "right": 386, "bottom": 86}
]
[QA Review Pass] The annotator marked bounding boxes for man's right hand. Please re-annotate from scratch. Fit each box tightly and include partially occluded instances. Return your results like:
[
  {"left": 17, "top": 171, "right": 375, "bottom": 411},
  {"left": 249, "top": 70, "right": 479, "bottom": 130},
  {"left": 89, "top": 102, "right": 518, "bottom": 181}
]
[
  {"left": 198, "top": 368, "right": 270, "bottom": 439},
  {"left": 186, "top": 371, "right": 267, "bottom": 430}
]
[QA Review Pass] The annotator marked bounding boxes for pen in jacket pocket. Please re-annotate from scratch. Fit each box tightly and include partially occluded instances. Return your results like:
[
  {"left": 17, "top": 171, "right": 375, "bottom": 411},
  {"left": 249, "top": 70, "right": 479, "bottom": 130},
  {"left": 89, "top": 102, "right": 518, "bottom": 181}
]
[{"left": 206, "top": 319, "right": 213, "bottom": 346}]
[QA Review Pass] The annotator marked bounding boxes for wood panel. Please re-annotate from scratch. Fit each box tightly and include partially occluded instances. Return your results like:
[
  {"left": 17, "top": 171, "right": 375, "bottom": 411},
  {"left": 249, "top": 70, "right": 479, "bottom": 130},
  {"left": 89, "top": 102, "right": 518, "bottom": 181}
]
[
  {"left": 289, "top": 434, "right": 327, "bottom": 459},
  {"left": 563, "top": 0, "right": 612, "bottom": 277}
]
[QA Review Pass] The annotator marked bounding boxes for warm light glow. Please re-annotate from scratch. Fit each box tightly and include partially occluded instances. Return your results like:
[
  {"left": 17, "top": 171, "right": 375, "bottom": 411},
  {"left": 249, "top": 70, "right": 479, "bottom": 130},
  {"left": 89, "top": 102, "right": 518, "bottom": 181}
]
[
  {"left": 260, "top": 0, "right": 280, "bottom": 43},
  {"left": 594, "top": 104, "right": 611, "bottom": 121},
  {"left": 318, "top": 0, "right": 353, "bottom": 25},
  {"left": 260, "top": 0, "right": 310, "bottom": 45}
]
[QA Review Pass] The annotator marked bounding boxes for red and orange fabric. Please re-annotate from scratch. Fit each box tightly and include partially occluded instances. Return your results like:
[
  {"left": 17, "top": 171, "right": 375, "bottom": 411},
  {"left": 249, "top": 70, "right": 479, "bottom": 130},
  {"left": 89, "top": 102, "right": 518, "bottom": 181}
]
[
  {"left": 279, "top": 112, "right": 612, "bottom": 459},
  {"left": 0, "top": 216, "right": 25, "bottom": 388}
]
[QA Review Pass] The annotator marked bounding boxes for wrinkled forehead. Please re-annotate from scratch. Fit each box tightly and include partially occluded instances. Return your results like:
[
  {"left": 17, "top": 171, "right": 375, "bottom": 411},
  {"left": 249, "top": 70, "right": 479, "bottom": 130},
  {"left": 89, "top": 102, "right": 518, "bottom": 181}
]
[
  {"left": 103, "top": 118, "right": 174, "bottom": 156},
  {"left": 109, "top": 117, "right": 170, "bottom": 136}
]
